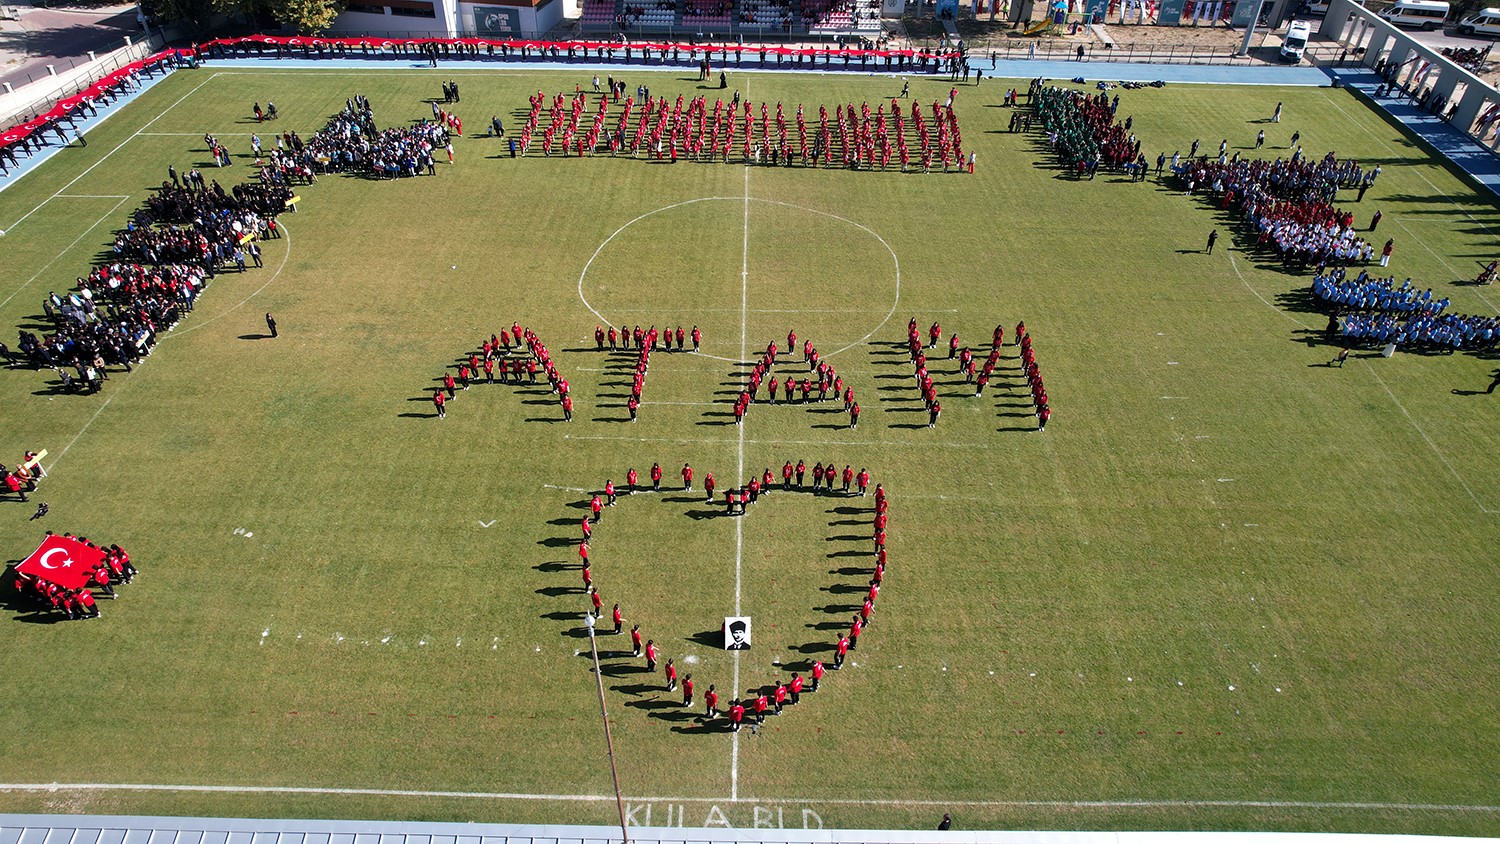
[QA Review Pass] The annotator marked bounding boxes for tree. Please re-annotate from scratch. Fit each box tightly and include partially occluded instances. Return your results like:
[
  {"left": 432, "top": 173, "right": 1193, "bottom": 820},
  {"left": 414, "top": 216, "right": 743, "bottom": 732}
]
[
  {"left": 141, "top": 0, "right": 217, "bottom": 31},
  {"left": 269, "top": 0, "right": 344, "bottom": 33}
]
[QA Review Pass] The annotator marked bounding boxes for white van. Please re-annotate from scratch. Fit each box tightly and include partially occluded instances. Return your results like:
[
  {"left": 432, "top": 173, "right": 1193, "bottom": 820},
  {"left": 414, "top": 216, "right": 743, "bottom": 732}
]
[
  {"left": 1378, "top": 0, "right": 1450, "bottom": 30},
  {"left": 1457, "top": 6, "right": 1500, "bottom": 35},
  {"left": 1281, "top": 20, "right": 1313, "bottom": 61}
]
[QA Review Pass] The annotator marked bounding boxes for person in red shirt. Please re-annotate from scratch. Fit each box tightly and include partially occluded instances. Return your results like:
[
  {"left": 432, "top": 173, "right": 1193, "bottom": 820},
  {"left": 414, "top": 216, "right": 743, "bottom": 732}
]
[
  {"left": 729, "top": 699, "right": 745, "bottom": 731},
  {"left": 725, "top": 488, "right": 735, "bottom": 515},
  {"left": 561, "top": 394, "right": 573, "bottom": 422},
  {"left": 857, "top": 468, "right": 869, "bottom": 495},
  {"left": 848, "top": 615, "right": 863, "bottom": 649},
  {"left": 787, "top": 329, "right": 797, "bottom": 353},
  {"left": 691, "top": 325, "right": 702, "bottom": 351},
  {"left": 443, "top": 372, "right": 455, "bottom": 399},
  {"left": 1039, "top": 403, "right": 1051, "bottom": 431},
  {"left": 92, "top": 564, "right": 114, "bottom": 598},
  {"left": 580, "top": 559, "right": 592, "bottom": 590},
  {"left": 651, "top": 462, "right": 663, "bottom": 491},
  {"left": 457, "top": 364, "right": 471, "bottom": 390},
  {"left": 842, "top": 465, "right": 854, "bottom": 493},
  {"left": 812, "top": 659, "right": 825, "bottom": 690},
  {"left": 704, "top": 684, "right": 719, "bottom": 718},
  {"left": 664, "top": 658, "right": 678, "bottom": 692},
  {"left": 627, "top": 395, "right": 639, "bottom": 422},
  {"left": 773, "top": 680, "right": 788, "bottom": 714},
  {"left": 861, "top": 596, "right": 874, "bottom": 627},
  {"left": 676, "top": 326, "right": 686, "bottom": 351},
  {"left": 993, "top": 324, "right": 1005, "bottom": 347},
  {"left": 581, "top": 516, "right": 592, "bottom": 543},
  {"left": 795, "top": 460, "right": 807, "bottom": 487},
  {"left": 432, "top": 389, "right": 446, "bottom": 419},
  {"left": 645, "top": 639, "right": 658, "bottom": 671},
  {"left": 753, "top": 690, "right": 769, "bottom": 724},
  {"left": 782, "top": 461, "right": 794, "bottom": 490},
  {"left": 604, "top": 480, "right": 616, "bottom": 506},
  {"left": 800, "top": 378, "right": 812, "bottom": 402},
  {"left": 681, "top": 674, "right": 694, "bottom": 706},
  {"left": 748, "top": 476, "right": 760, "bottom": 504},
  {"left": 590, "top": 495, "right": 603, "bottom": 522},
  {"left": 608, "top": 326, "right": 618, "bottom": 350},
  {"left": 612, "top": 603, "right": 624, "bottom": 634},
  {"left": 949, "top": 333, "right": 960, "bottom": 359},
  {"left": 1015, "top": 320, "right": 1026, "bottom": 344},
  {"left": 762, "top": 467, "right": 774, "bottom": 494},
  {"left": 681, "top": 463, "right": 693, "bottom": 490},
  {"left": 595, "top": 325, "right": 605, "bottom": 350},
  {"left": 76, "top": 588, "right": 99, "bottom": 618},
  {"left": 812, "top": 462, "right": 825, "bottom": 492},
  {"left": 589, "top": 586, "right": 603, "bottom": 617},
  {"left": 631, "top": 624, "right": 643, "bottom": 656},
  {"left": 928, "top": 322, "right": 942, "bottom": 349},
  {"left": 483, "top": 357, "right": 495, "bottom": 383},
  {"left": 704, "top": 472, "right": 716, "bottom": 504},
  {"left": 789, "top": 673, "right": 804, "bottom": 704},
  {"left": 783, "top": 378, "right": 794, "bottom": 403},
  {"left": 768, "top": 376, "right": 779, "bottom": 404},
  {"left": 627, "top": 467, "right": 638, "bottom": 494},
  {"left": 834, "top": 636, "right": 849, "bottom": 669},
  {"left": 928, "top": 400, "right": 941, "bottom": 428}
]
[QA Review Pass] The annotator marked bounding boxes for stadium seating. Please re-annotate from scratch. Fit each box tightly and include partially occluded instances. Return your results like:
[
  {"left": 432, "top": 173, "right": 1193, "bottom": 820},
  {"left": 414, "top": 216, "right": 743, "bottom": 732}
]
[
  {"left": 579, "top": 0, "right": 620, "bottom": 28},
  {"left": 620, "top": 0, "right": 677, "bottom": 27},
  {"left": 801, "top": 0, "right": 881, "bottom": 34},
  {"left": 681, "top": 0, "right": 735, "bottom": 29},
  {"left": 738, "top": 0, "right": 795, "bottom": 31}
]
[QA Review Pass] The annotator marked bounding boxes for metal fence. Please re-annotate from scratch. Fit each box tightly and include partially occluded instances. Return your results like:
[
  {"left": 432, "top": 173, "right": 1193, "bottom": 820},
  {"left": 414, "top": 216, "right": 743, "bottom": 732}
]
[{"left": 0, "top": 35, "right": 166, "bottom": 128}]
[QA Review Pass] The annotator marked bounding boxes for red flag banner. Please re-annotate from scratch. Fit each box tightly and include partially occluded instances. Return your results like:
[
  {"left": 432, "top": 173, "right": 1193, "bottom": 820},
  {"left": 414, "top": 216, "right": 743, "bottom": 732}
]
[{"left": 16, "top": 535, "right": 105, "bottom": 590}]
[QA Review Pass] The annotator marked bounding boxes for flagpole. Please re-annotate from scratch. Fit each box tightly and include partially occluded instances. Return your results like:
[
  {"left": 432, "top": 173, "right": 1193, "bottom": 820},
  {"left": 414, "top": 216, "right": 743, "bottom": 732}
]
[{"left": 584, "top": 614, "right": 630, "bottom": 844}]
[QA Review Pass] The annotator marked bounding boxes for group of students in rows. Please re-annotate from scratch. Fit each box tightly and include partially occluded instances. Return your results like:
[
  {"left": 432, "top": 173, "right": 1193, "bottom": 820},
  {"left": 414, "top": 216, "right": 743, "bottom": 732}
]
[
  {"left": 1337, "top": 309, "right": 1500, "bottom": 353},
  {"left": 8, "top": 535, "right": 138, "bottom": 621},
  {"left": 518, "top": 85, "right": 968, "bottom": 173},
  {"left": 301, "top": 94, "right": 453, "bottom": 179},
  {"left": 1312, "top": 269, "right": 1449, "bottom": 316},
  {"left": 1035, "top": 83, "right": 1141, "bottom": 172},
  {"left": 900, "top": 318, "right": 1050, "bottom": 429},
  {"left": 736, "top": 329, "right": 860, "bottom": 426},
  {"left": 1175, "top": 149, "right": 1384, "bottom": 269},
  {"left": 570, "top": 465, "right": 890, "bottom": 729},
  {"left": 430, "top": 322, "right": 559, "bottom": 418}
]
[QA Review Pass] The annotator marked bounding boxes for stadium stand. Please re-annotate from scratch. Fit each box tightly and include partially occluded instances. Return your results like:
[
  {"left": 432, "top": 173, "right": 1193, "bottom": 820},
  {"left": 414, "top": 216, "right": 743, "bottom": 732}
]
[
  {"left": 739, "top": 0, "right": 796, "bottom": 31},
  {"left": 681, "top": 0, "right": 735, "bottom": 29},
  {"left": 621, "top": 0, "right": 677, "bottom": 27},
  {"left": 579, "top": 0, "right": 620, "bottom": 28},
  {"left": 802, "top": 0, "right": 880, "bottom": 33}
]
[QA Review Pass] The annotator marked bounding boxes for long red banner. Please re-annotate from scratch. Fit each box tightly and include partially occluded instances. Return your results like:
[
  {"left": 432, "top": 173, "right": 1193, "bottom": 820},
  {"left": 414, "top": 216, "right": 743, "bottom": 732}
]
[{"left": 3, "top": 35, "right": 958, "bottom": 150}]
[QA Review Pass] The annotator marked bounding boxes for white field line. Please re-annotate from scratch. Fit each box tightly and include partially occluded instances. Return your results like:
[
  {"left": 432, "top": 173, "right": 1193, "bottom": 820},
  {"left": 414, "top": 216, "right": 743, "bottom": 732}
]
[
  {"left": 53, "top": 194, "right": 130, "bottom": 199},
  {"left": 0, "top": 196, "right": 131, "bottom": 312},
  {"left": 4, "top": 73, "right": 223, "bottom": 234},
  {"left": 1323, "top": 95, "right": 1499, "bottom": 312},
  {"left": 730, "top": 152, "right": 749, "bottom": 805},
  {"left": 0, "top": 783, "right": 1496, "bottom": 813},
  {"left": 1360, "top": 359, "right": 1497, "bottom": 514},
  {"left": 47, "top": 393, "right": 116, "bottom": 473},
  {"left": 159, "top": 220, "right": 293, "bottom": 340},
  {"left": 1226, "top": 250, "right": 1313, "bottom": 330}
]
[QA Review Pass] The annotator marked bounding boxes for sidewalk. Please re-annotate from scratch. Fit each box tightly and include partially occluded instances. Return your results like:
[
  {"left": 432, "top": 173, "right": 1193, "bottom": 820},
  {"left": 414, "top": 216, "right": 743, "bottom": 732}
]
[{"left": 1332, "top": 66, "right": 1500, "bottom": 198}]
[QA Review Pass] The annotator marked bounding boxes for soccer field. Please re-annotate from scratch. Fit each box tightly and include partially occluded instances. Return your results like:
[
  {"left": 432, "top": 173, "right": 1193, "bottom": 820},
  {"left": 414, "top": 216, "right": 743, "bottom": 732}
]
[{"left": 0, "top": 63, "right": 1498, "bottom": 836}]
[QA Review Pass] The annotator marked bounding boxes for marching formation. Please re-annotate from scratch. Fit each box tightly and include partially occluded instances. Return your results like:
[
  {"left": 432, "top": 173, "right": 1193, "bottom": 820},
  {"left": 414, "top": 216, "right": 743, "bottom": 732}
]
[
  {"left": 554, "top": 461, "right": 892, "bottom": 731},
  {"left": 1035, "top": 83, "right": 1145, "bottom": 174},
  {"left": 429, "top": 323, "right": 568, "bottom": 419},
  {"left": 517, "top": 87, "right": 968, "bottom": 172},
  {"left": 740, "top": 330, "right": 858, "bottom": 426}
]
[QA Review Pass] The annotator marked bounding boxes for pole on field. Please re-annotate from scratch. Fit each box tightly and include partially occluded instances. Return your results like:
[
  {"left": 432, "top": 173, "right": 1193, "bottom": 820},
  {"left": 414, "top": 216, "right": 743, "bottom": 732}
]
[{"left": 585, "top": 614, "right": 630, "bottom": 844}]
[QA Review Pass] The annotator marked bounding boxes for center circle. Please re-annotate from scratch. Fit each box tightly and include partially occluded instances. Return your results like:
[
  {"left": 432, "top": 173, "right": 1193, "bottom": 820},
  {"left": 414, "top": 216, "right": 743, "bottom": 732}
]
[{"left": 578, "top": 198, "right": 900, "bottom": 361}]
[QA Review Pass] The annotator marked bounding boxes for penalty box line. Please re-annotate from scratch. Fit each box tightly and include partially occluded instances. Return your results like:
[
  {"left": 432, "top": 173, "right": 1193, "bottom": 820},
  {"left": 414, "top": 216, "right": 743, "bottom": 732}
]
[{"left": 0, "top": 784, "right": 1496, "bottom": 813}]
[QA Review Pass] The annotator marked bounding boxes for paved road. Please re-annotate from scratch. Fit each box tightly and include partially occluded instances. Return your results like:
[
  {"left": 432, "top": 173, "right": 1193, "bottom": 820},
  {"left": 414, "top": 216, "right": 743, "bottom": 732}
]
[{"left": 0, "top": 3, "right": 140, "bottom": 92}]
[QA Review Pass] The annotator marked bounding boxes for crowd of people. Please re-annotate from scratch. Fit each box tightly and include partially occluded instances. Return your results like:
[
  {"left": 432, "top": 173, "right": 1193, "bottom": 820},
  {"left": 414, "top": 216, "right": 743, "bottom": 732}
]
[
  {"left": 1035, "top": 83, "right": 1141, "bottom": 171},
  {"left": 559, "top": 461, "right": 890, "bottom": 731},
  {"left": 1338, "top": 310, "right": 1500, "bottom": 352},
  {"left": 7, "top": 533, "right": 138, "bottom": 622},
  {"left": 429, "top": 322, "right": 566, "bottom": 419},
  {"left": 1312, "top": 269, "right": 1449, "bottom": 315},
  {"left": 899, "top": 318, "right": 1050, "bottom": 430},
  {"left": 590, "top": 323, "right": 702, "bottom": 421},
  {"left": 517, "top": 86, "right": 968, "bottom": 172},
  {"left": 2, "top": 450, "right": 45, "bottom": 504},
  {"left": 299, "top": 95, "right": 452, "bottom": 179},
  {"left": 1171, "top": 149, "right": 1385, "bottom": 269}
]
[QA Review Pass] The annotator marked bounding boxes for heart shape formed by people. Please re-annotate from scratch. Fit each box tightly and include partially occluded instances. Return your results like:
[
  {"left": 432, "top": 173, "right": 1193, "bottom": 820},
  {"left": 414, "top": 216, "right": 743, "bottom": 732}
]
[{"left": 538, "top": 465, "right": 890, "bottom": 733}]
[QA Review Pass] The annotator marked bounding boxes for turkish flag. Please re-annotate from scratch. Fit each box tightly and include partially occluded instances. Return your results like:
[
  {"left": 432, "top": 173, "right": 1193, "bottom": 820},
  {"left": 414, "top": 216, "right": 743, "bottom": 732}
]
[{"left": 17, "top": 535, "right": 104, "bottom": 590}]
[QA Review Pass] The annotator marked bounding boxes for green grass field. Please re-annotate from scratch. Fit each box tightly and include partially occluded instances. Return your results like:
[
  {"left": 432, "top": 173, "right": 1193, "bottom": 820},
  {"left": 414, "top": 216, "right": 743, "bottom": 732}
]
[{"left": 0, "top": 64, "right": 1498, "bottom": 836}]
